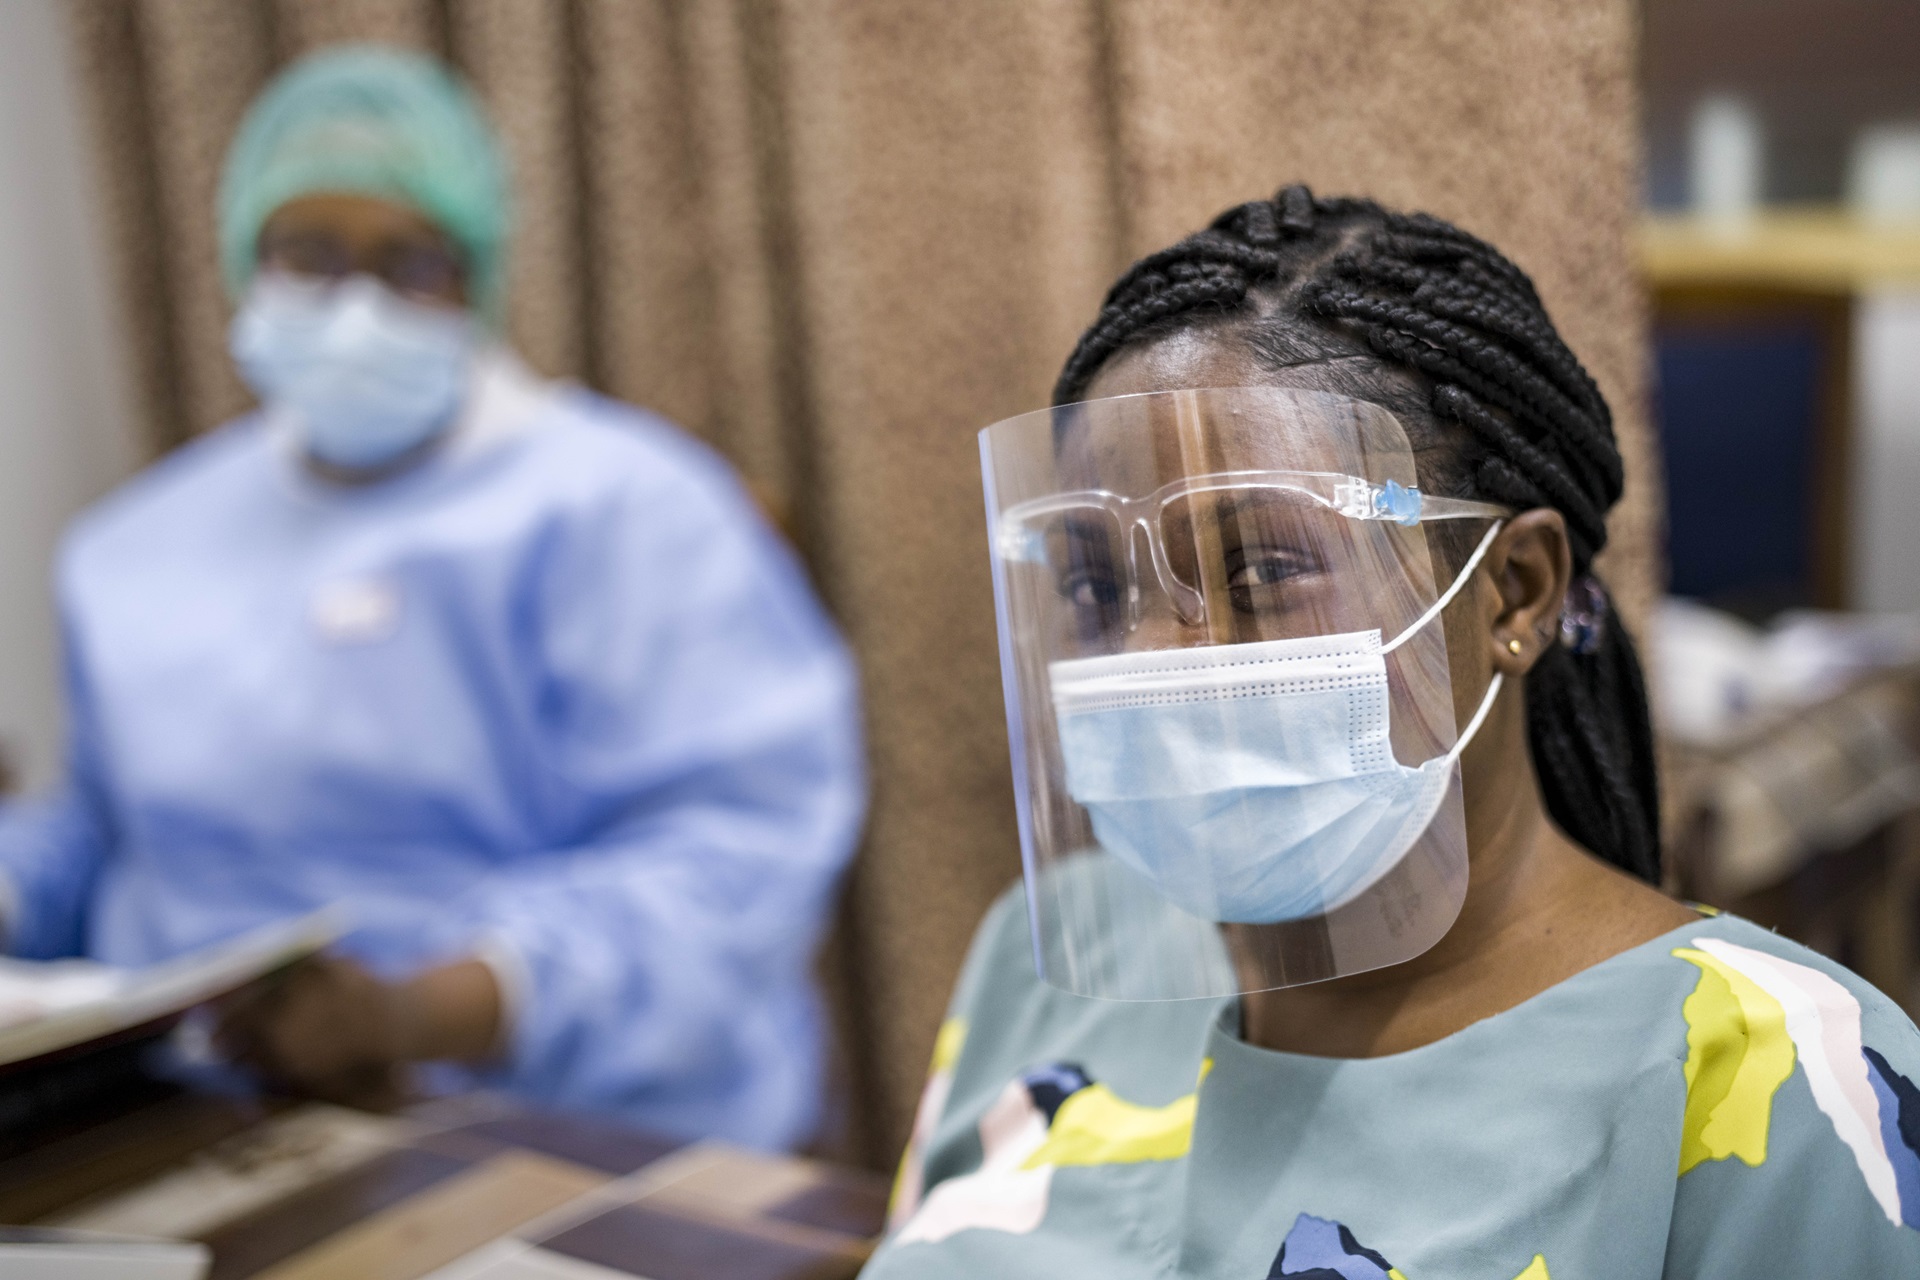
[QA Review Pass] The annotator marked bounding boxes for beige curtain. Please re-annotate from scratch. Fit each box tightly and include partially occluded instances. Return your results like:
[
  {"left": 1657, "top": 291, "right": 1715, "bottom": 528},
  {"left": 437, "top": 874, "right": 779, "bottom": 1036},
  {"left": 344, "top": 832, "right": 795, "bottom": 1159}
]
[{"left": 64, "top": 0, "right": 1658, "bottom": 1167}]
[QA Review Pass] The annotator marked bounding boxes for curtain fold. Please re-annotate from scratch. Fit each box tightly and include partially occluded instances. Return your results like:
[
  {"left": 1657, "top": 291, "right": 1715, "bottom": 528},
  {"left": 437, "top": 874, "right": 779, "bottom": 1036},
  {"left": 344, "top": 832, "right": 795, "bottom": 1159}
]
[{"left": 61, "top": 0, "right": 1656, "bottom": 1167}]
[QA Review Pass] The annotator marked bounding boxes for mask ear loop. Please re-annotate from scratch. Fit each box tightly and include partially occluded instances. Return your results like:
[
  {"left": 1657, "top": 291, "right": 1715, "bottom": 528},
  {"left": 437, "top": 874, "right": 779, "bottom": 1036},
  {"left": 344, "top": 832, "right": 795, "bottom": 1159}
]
[
  {"left": 1379, "top": 520, "right": 1505, "bottom": 655},
  {"left": 1378, "top": 518, "right": 1508, "bottom": 760},
  {"left": 1444, "top": 670, "right": 1504, "bottom": 762}
]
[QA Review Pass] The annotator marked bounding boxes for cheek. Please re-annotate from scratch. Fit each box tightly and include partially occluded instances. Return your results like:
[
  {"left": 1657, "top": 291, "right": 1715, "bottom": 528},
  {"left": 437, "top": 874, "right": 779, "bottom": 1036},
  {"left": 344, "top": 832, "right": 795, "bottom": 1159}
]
[{"left": 1438, "top": 583, "right": 1496, "bottom": 721}]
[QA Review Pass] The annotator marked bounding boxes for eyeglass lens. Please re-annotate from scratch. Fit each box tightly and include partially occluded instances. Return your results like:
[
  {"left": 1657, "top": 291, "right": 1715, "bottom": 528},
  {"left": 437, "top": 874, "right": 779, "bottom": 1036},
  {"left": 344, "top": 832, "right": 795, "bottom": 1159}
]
[
  {"left": 1033, "top": 489, "right": 1332, "bottom": 636},
  {"left": 260, "top": 229, "right": 465, "bottom": 301}
]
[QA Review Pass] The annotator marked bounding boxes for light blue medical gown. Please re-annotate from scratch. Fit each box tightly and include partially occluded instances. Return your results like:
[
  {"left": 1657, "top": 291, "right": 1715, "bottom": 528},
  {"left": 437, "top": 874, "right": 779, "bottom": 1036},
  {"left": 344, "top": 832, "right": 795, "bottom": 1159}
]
[{"left": 0, "top": 367, "right": 865, "bottom": 1148}]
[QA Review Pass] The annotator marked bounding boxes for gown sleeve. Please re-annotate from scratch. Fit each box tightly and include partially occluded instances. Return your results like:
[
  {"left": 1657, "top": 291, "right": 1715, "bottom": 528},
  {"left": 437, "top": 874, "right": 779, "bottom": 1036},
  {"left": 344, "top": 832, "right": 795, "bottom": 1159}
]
[
  {"left": 1662, "top": 974, "right": 1920, "bottom": 1276},
  {"left": 0, "top": 607, "right": 114, "bottom": 960},
  {"left": 454, "top": 434, "right": 866, "bottom": 1143}
]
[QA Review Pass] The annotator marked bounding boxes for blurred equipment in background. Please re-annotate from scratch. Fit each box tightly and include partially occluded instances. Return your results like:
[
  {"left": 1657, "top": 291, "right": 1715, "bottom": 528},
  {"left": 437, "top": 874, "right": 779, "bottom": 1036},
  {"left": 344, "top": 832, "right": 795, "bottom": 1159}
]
[
  {"left": 1641, "top": 213, "right": 1920, "bottom": 618},
  {"left": 1850, "top": 123, "right": 1920, "bottom": 225},
  {"left": 1689, "top": 94, "right": 1764, "bottom": 232},
  {"left": 1645, "top": 0, "right": 1920, "bottom": 617},
  {"left": 1655, "top": 600, "right": 1920, "bottom": 1017},
  {"left": 1649, "top": 278, "right": 1848, "bottom": 616},
  {"left": 1643, "top": 0, "right": 1920, "bottom": 1016}
]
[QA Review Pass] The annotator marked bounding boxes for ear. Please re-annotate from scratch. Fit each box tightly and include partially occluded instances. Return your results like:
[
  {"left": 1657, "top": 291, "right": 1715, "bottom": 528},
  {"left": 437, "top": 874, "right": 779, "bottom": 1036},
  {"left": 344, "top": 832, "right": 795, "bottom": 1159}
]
[{"left": 1485, "top": 509, "right": 1572, "bottom": 677}]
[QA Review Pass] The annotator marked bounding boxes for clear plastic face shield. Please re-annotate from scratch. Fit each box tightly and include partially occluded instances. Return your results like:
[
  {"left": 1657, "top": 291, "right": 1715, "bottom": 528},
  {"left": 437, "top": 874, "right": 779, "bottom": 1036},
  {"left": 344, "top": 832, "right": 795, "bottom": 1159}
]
[{"left": 981, "top": 387, "right": 1511, "bottom": 1000}]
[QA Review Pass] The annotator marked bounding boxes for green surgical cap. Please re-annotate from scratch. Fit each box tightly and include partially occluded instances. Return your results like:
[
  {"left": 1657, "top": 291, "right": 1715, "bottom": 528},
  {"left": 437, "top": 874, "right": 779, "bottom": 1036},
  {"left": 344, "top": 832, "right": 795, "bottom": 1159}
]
[{"left": 218, "top": 45, "right": 510, "bottom": 315}]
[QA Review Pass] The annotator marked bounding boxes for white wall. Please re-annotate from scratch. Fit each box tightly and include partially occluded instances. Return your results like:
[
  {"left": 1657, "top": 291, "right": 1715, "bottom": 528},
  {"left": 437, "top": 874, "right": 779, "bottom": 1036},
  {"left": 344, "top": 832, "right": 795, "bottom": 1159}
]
[
  {"left": 1853, "top": 290, "right": 1920, "bottom": 614},
  {"left": 0, "top": 0, "right": 142, "bottom": 791}
]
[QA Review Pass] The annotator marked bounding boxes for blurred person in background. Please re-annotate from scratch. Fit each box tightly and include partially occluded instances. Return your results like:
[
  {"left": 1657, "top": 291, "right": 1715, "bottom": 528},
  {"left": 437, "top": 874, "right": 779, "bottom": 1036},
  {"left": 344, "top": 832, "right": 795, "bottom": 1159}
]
[{"left": 0, "top": 46, "right": 865, "bottom": 1149}]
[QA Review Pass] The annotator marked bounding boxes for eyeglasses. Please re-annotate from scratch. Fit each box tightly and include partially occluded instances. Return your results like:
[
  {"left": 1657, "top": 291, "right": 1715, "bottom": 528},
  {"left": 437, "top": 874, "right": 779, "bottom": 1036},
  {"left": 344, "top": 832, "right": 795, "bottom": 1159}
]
[
  {"left": 996, "top": 471, "right": 1509, "bottom": 631},
  {"left": 258, "top": 229, "right": 466, "bottom": 304}
]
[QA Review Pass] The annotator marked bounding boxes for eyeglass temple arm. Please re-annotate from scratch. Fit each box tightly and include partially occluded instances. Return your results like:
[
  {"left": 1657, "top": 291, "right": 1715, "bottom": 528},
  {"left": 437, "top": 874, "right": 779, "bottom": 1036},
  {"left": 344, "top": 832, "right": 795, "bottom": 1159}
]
[{"left": 1416, "top": 494, "right": 1514, "bottom": 521}]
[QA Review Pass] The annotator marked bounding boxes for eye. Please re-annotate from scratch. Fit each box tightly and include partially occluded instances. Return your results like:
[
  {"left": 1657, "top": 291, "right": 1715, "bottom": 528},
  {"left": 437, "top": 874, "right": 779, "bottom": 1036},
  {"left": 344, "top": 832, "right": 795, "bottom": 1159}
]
[
  {"left": 383, "top": 243, "right": 465, "bottom": 301},
  {"left": 1226, "top": 550, "right": 1307, "bottom": 590},
  {"left": 1220, "top": 544, "right": 1323, "bottom": 616},
  {"left": 265, "top": 232, "right": 353, "bottom": 282},
  {"left": 1060, "top": 569, "right": 1121, "bottom": 608}
]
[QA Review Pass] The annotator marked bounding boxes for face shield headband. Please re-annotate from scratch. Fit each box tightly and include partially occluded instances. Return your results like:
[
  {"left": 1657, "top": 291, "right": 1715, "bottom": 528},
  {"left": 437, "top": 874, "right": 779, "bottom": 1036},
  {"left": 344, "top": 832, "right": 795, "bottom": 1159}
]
[{"left": 981, "top": 386, "right": 1512, "bottom": 1001}]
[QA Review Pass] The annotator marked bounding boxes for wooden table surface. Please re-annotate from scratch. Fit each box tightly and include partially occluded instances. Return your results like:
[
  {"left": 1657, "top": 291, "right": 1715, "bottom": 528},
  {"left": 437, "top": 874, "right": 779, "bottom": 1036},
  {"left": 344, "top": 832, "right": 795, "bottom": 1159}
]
[{"left": 0, "top": 1081, "right": 890, "bottom": 1280}]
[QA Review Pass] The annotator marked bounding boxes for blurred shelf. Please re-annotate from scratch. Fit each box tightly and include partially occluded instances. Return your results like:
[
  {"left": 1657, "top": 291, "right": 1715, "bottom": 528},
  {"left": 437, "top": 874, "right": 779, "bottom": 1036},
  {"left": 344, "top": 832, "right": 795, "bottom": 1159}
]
[{"left": 1643, "top": 206, "right": 1920, "bottom": 292}]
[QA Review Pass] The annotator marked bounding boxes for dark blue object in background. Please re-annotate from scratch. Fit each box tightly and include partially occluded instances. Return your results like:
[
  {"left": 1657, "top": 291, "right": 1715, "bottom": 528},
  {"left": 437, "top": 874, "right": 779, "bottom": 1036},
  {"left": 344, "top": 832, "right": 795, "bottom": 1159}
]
[{"left": 1655, "top": 319, "right": 1825, "bottom": 615}]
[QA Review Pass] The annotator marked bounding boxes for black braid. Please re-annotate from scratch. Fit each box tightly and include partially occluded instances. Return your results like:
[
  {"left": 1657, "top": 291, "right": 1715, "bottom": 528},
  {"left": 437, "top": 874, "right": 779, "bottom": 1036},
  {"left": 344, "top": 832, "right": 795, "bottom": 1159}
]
[{"left": 1054, "top": 184, "right": 1661, "bottom": 883}]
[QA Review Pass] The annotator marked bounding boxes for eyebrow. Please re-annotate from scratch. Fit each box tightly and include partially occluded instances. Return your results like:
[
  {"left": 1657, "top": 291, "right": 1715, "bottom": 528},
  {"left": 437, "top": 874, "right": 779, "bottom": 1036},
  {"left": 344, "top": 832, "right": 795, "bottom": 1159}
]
[
  {"left": 1204, "top": 486, "right": 1316, "bottom": 527},
  {"left": 1059, "top": 514, "right": 1117, "bottom": 550}
]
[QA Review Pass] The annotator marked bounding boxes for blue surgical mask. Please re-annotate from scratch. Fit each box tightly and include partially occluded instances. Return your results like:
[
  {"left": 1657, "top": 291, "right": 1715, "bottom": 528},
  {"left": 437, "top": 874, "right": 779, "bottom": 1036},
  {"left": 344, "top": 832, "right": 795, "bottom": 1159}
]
[
  {"left": 230, "top": 275, "right": 475, "bottom": 470},
  {"left": 1049, "top": 534, "right": 1503, "bottom": 925}
]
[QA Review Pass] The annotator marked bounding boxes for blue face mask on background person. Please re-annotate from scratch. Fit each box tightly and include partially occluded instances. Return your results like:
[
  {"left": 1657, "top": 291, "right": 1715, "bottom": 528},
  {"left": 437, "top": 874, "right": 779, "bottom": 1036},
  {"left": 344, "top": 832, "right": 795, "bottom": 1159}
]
[
  {"left": 230, "top": 275, "right": 476, "bottom": 470},
  {"left": 1049, "top": 525, "right": 1504, "bottom": 925}
]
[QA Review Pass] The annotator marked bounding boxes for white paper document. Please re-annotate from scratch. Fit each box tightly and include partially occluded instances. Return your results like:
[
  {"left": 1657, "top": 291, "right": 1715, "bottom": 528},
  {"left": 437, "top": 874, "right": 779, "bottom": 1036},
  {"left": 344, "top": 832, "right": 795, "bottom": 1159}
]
[
  {"left": 0, "top": 1227, "right": 210, "bottom": 1279},
  {"left": 0, "top": 911, "right": 337, "bottom": 1068}
]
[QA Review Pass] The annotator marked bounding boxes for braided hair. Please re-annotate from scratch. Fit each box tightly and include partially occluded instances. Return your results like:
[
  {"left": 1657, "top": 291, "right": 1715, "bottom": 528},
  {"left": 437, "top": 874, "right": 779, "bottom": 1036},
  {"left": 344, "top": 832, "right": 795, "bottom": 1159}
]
[{"left": 1055, "top": 185, "right": 1661, "bottom": 883}]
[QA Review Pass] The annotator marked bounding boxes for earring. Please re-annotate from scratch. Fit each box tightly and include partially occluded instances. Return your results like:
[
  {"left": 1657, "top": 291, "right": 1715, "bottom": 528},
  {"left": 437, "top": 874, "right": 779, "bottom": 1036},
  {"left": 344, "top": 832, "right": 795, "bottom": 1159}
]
[{"left": 1506, "top": 638, "right": 1523, "bottom": 655}]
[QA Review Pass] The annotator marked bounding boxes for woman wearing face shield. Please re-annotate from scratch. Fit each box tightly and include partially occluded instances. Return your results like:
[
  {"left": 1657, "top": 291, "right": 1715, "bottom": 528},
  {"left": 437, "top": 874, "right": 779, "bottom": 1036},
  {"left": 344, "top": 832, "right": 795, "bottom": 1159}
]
[
  {"left": 0, "top": 47, "right": 864, "bottom": 1149},
  {"left": 867, "top": 188, "right": 1920, "bottom": 1276}
]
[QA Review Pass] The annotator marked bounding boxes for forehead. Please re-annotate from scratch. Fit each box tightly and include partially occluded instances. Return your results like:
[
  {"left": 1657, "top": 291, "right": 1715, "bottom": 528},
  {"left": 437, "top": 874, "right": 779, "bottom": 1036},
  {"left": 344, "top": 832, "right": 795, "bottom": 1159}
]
[
  {"left": 1066, "top": 320, "right": 1450, "bottom": 489},
  {"left": 1084, "top": 326, "right": 1274, "bottom": 400},
  {"left": 262, "top": 193, "right": 452, "bottom": 246},
  {"left": 1062, "top": 335, "right": 1409, "bottom": 486},
  {"left": 1082, "top": 318, "right": 1419, "bottom": 401}
]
